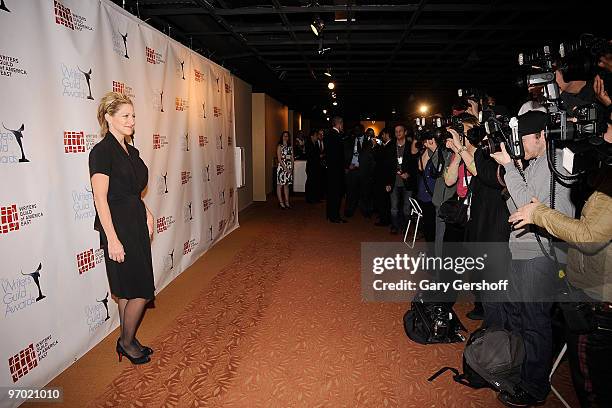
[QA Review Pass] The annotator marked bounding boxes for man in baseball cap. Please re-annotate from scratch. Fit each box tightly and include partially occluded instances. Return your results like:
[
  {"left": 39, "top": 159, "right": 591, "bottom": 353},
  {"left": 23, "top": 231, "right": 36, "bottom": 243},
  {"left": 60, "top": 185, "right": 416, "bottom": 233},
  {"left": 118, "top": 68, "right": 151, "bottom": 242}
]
[{"left": 490, "top": 109, "right": 575, "bottom": 407}]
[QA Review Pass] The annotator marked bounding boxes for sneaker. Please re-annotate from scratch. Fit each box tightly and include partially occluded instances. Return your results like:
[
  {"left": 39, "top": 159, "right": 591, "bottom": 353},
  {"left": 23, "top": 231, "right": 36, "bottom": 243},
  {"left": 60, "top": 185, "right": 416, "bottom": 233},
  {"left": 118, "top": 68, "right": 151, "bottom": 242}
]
[{"left": 497, "top": 388, "right": 546, "bottom": 407}]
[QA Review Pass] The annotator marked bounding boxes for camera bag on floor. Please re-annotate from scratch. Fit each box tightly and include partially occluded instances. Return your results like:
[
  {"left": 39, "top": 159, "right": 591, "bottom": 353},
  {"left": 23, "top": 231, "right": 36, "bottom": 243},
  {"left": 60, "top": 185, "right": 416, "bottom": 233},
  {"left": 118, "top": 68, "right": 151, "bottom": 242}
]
[
  {"left": 403, "top": 295, "right": 466, "bottom": 344},
  {"left": 428, "top": 328, "right": 524, "bottom": 395}
]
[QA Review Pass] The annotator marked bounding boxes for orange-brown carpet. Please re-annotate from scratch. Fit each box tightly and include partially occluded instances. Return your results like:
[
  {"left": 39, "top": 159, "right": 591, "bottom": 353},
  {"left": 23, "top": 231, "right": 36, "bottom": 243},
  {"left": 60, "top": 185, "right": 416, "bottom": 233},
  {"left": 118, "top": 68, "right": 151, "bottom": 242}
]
[{"left": 33, "top": 196, "right": 578, "bottom": 408}]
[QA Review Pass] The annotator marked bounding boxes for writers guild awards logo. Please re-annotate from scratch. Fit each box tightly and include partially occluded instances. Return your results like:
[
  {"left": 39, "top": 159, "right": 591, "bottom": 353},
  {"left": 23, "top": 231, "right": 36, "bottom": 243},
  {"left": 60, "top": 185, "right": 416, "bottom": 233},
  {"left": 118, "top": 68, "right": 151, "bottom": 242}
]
[
  {"left": 156, "top": 215, "right": 175, "bottom": 233},
  {"left": 183, "top": 201, "right": 194, "bottom": 222},
  {"left": 112, "top": 80, "right": 135, "bottom": 99},
  {"left": 215, "top": 76, "right": 220, "bottom": 92},
  {"left": 85, "top": 293, "right": 110, "bottom": 333},
  {"left": 54, "top": 0, "right": 93, "bottom": 31},
  {"left": 219, "top": 190, "right": 226, "bottom": 205},
  {"left": 163, "top": 248, "right": 175, "bottom": 271},
  {"left": 152, "top": 133, "right": 168, "bottom": 150},
  {"left": 194, "top": 69, "right": 204, "bottom": 82},
  {"left": 203, "top": 165, "right": 211, "bottom": 182},
  {"left": 179, "top": 60, "right": 185, "bottom": 80},
  {"left": 181, "top": 171, "right": 192, "bottom": 185},
  {"left": 216, "top": 164, "right": 224, "bottom": 175},
  {"left": 183, "top": 132, "right": 190, "bottom": 152},
  {"left": 213, "top": 107, "right": 222, "bottom": 117},
  {"left": 1, "top": 0, "right": 10, "bottom": 13},
  {"left": 78, "top": 67, "right": 94, "bottom": 100},
  {"left": 218, "top": 218, "right": 227, "bottom": 233},
  {"left": 76, "top": 248, "right": 104, "bottom": 275},
  {"left": 0, "top": 202, "right": 44, "bottom": 234},
  {"left": 146, "top": 46, "right": 165, "bottom": 65},
  {"left": 98, "top": 292, "right": 110, "bottom": 321},
  {"left": 23, "top": 263, "right": 45, "bottom": 302},
  {"left": 2, "top": 263, "right": 45, "bottom": 318},
  {"left": 199, "top": 135, "right": 208, "bottom": 147},
  {"left": 156, "top": 172, "right": 169, "bottom": 195},
  {"left": 202, "top": 198, "right": 213, "bottom": 213},
  {"left": 201, "top": 102, "right": 206, "bottom": 119},
  {"left": 208, "top": 225, "right": 213, "bottom": 241},
  {"left": 2, "top": 123, "right": 29, "bottom": 162},
  {"left": 151, "top": 89, "right": 164, "bottom": 113},
  {"left": 120, "top": 32, "right": 128, "bottom": 58},
  {"left": 224, "top": 83, "right": 232, "bottom": 93},
  {"left": 216, "top": 133, "right": 223, "bottom": 150},
  {"left": 8, "top": 335, "right": 59, "bottom": 383},
  {"left": 72, "top": 185, "right": 95, "bottom": 221},
  {"left": 230, "top": 209, "right": 236, "bottom": 223},
  {"left": 175, "top": 97, "right": 189, "bottom": 111},
  {"left": 183, "top": 238, "right": 197, "bottom": 255}
]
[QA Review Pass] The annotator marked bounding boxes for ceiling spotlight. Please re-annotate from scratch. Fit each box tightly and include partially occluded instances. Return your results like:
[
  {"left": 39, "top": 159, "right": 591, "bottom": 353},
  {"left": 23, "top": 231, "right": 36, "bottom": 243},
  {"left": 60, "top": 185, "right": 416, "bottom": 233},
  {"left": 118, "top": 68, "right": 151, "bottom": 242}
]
[
  {"left": 419, "top": 104, "right": 428, "bottom": 114},
  {"left": 332, "top": 101, "right": 338, "bottom": 106},
  {"left": 327, "top": 82, "right": 335, "bottom": 90},
  {"left": 366, "top": 117, "right": 371, "bottom": 120},
  {"left": 326, "top": 117, "right": 330, "bottom": 121},
  {"left": 391, "top": 109, "right": 396, "bottom": 114},
  {"left": 322, "top": 109, "right": 327, "bottom": 114},
  {"left": 310, "top": 16, "right": 324, "bottom": 36}
]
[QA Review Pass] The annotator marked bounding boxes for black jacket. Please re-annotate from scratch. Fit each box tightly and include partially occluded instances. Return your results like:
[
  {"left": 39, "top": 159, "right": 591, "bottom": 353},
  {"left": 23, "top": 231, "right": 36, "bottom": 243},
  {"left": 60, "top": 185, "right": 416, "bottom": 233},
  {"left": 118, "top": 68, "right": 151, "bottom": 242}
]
[
  {"left": 324, "top": 128, "right": 345, "bottom": 179},
  {"left": 390, "top": 139, "right": 418, "bottom": 191}
]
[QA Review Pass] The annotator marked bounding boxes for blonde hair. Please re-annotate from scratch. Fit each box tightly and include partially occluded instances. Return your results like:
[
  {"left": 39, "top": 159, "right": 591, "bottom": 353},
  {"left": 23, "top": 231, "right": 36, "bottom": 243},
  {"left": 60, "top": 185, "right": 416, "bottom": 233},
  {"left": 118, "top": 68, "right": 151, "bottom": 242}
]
[{"left": 97, "top": 91, "right": 134, "bottom": 138}]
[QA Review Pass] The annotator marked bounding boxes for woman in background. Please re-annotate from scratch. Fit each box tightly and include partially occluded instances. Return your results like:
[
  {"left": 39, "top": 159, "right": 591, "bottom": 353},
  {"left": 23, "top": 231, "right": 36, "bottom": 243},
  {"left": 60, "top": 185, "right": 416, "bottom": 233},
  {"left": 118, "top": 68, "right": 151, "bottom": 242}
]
[{"left": 276, "top": 131, "right": 294, "bottom": 209}]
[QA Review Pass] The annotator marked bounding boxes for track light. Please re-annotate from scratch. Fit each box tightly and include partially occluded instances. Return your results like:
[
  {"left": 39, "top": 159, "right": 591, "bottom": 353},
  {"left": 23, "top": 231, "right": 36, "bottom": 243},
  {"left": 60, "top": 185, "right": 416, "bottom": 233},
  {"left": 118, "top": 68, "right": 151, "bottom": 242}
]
[
  {"left": 332, "top": 101, "right": 338, "bottom": 106},
  {"left": 310, "top": 16, "right": 324, "bottom": 36},
  {"left": 324, "top": 68, "right": 332, "bottom": 77},
  {"left": 331, "top": 92, "right": 336, "bottom": 98},
  {"left": 327, "top": 82, "right": 335, "bottom": 90},
  {"left": 322, "top": 109, "right": 327, "bottom": 114}
]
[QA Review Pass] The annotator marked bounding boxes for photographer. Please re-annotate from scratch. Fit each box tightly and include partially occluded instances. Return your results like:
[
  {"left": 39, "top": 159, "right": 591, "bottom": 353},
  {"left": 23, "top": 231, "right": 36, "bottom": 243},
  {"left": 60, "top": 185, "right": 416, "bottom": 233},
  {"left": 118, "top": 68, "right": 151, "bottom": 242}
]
[
  {"left": 442, "top": 114, "right": 479, "bottom": 242},
  {"left": 429, "top": 132, "right": 455, "bottom": 257},
  {"left": 415, "top": 132, "right": 438, "bottom": 245},
  {"left": 508, "top": 113, "right": 612, "bottom": 407},
  {"left": 490, "top": 110, "right": 575, "bottom": 407}
]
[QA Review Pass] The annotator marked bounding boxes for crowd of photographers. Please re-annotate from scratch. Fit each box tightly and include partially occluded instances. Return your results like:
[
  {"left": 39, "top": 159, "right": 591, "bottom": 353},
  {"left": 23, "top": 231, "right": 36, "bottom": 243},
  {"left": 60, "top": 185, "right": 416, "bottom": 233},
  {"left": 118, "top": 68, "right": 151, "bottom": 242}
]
[{"left": 305, "top": 35, "right": 611, "bottom": 407}]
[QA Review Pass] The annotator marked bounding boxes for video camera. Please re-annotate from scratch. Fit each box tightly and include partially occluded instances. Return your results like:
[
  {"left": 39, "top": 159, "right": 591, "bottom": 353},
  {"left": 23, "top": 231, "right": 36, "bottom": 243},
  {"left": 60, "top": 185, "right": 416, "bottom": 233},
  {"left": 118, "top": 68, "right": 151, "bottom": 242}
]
[{"left": 516, "top": 35, "right": 611, "bottom": 177}]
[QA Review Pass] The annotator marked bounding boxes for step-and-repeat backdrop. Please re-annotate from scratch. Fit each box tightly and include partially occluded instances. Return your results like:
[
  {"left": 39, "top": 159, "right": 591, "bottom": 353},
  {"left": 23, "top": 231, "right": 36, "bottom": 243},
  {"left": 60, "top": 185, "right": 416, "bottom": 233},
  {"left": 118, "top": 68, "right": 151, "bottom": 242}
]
[{"left": 0, "top": 1, "right": 238, "bottom": 404}]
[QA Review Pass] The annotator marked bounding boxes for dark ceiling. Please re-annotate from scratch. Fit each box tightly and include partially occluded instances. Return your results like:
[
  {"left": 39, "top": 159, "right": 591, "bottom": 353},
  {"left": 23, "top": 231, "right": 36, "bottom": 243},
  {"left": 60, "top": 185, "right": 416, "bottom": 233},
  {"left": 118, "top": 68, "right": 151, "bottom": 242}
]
[{"left": 113, "top": 0, "right": 607, "bottom": 121}]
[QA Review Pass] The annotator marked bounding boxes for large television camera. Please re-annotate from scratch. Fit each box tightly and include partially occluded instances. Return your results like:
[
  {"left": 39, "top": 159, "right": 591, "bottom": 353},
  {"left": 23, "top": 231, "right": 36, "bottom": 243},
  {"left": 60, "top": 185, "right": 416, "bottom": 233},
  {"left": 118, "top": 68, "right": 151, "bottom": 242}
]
[{"left": 516, "top": 34, "right": 611, "bottom": 177}]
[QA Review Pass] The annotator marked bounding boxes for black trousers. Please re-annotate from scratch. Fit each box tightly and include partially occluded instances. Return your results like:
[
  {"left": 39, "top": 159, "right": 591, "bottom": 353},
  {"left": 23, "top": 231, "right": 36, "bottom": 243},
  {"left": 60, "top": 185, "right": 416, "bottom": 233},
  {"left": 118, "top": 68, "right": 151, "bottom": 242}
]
[
  {"left": 326, "top": 174, "right": 343, "bottom": 220},
  {"left": 374, "top": 184, "right": 390, "bottom": 223},
  {"left": 305, "top": 168, "right": 321, "bottom": 202},
  {"left": 566, "top": 300, "right": 612, "bottom": 407}
]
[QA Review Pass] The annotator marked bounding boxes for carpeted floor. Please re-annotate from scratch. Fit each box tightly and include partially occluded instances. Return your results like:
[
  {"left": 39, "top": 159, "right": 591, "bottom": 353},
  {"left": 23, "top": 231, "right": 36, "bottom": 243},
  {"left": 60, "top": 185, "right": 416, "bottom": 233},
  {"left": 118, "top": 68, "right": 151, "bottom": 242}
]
[{"left": 34, "top": 196, "right": 579, "bottom": 408}]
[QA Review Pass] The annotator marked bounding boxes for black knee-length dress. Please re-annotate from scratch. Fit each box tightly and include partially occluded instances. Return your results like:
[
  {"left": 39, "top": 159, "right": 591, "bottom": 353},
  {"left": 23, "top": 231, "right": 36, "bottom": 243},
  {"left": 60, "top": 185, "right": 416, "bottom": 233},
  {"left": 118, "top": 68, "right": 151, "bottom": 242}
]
[{"left": 89, "top": 133, "right": 155, "bottom": 300}]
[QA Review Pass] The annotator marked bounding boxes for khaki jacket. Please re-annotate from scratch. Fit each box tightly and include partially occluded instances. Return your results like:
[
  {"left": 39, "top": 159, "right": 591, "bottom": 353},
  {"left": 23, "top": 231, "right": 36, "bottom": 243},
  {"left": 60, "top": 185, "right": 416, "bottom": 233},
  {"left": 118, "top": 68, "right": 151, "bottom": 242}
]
[{"left": 532, "top": 175, "right": 612, "bottom": 302}]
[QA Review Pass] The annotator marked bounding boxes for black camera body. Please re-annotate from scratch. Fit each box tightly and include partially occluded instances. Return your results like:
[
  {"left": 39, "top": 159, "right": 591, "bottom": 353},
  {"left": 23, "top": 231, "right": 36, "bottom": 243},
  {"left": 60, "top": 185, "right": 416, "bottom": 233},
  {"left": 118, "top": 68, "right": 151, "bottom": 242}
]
[
  {"left": 547, "top": 103, "right": 600, "bottom": 142},
  {"left": 458, "top": 88, "right": 485, "bottom": 102},
  {"left": 558, "top": 34, "right": 612, "bottom": 85},
  {"left": 479, "top": 115, "right": 524, "bottom": 159}
]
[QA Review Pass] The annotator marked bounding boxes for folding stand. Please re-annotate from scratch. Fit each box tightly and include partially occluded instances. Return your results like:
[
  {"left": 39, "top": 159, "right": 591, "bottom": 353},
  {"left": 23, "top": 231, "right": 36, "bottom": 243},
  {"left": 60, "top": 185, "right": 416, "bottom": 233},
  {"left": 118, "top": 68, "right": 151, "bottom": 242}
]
[
  {"left": 403, "top": 197, "right": 423, "bottom": 248},
  {"left": 549, "top": 343, "right": 571, "bottom": 408}
]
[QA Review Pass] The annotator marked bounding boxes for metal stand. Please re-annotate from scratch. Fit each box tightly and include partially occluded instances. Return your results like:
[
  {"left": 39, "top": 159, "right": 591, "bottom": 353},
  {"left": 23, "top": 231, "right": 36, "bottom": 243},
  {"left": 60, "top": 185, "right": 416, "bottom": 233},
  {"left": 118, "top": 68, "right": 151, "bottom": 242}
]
[
  {"left": 549, "top": 343, "right": 571, "bottom": 408},
  {"left": 403, "top": 197, "right": 423, "bottom": 248}
]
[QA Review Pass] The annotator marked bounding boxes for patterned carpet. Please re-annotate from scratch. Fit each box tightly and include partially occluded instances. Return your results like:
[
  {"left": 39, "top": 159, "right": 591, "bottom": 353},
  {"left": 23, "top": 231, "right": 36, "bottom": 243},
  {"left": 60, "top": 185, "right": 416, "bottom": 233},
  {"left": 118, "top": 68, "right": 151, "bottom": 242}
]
[{"left": 87, "top": 198, "right": 578, "bottom": 408}]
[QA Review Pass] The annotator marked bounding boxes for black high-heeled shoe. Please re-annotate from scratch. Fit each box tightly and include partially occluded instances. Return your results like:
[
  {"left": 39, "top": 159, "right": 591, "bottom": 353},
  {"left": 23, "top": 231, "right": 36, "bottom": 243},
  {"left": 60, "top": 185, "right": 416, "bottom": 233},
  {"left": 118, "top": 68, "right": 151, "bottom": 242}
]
[
  {"left": 116, "top": 339, "right": 151, "bottom": 365},
  {"left": 118, "top": 338, "right": 153, "bottom": 356}
]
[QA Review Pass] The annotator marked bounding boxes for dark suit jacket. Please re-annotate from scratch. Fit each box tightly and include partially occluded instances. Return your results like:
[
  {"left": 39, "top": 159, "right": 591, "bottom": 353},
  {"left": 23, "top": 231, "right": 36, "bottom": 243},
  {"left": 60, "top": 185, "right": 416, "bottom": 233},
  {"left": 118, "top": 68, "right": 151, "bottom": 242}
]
[
  {"left": 324, "top": 128, "right": 345, "bottom": 180},
  {"left": 390, "top": 139, "right": 418, "bottom": 191},
  {"left": 305, "top": 139, "right": 321, "bottom": 174},
  {"left": 374, "top": 140, "right": 396, "bottom": 188}
]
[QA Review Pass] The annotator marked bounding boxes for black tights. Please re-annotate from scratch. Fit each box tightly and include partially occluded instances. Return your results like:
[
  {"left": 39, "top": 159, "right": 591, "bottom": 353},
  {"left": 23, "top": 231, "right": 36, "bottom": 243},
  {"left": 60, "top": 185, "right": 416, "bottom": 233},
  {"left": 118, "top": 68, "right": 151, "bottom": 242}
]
[{"left": 118, "top": 298, "right": 148, "bottom": 357}]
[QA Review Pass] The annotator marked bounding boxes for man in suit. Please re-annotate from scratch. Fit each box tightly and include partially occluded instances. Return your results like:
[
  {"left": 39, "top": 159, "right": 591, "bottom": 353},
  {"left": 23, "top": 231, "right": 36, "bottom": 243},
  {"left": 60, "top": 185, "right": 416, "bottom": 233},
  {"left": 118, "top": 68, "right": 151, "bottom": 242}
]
[
  {"left": 324, "top": 116, "right": 347, "bottom": 223},
  {"left": 373, "top": 128, "right": 395, "bottom": 226},
  {"left": 389, "top": 124, "right": 417, "bottom": 234},
  {"left": 305, "top": 129, "right": 322, "bottom": 203},
  {"left": 344, "top": 124, "right": 367, "bottom": 217}
]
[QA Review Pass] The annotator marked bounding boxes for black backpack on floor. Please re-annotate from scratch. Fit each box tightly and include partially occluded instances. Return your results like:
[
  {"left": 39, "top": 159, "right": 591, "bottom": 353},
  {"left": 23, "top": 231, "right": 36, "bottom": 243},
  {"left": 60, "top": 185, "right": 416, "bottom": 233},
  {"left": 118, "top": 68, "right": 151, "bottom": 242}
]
[
  {"left": 428, "top": 328, "right": 524, "bottom": 395},
  {"left": 403, "top": 297, "right": 466, "bottom": 344}
]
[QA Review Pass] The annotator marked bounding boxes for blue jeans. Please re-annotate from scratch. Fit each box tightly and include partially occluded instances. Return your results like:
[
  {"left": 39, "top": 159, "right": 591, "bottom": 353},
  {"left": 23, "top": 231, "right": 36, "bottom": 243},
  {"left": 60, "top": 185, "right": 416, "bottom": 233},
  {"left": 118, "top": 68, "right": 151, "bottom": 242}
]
[
  {"left": 503, "top": 257, "right": 557, "bottom": 400},
  {"left": 390, "top": 185, "right": 412, "bottom": 231}
]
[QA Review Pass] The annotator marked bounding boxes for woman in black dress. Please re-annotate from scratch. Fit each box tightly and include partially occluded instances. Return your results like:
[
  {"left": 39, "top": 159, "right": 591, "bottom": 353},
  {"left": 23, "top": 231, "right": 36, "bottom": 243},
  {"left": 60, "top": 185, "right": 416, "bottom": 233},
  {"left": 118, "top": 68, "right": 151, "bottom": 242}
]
[{"left": 89, "top": 92, "right": 155, "bottom": 365}]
